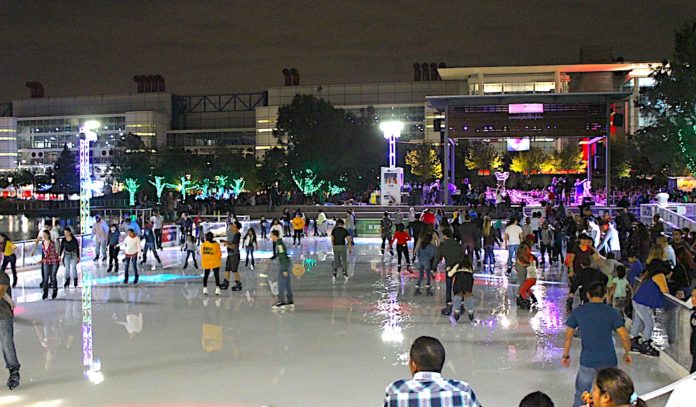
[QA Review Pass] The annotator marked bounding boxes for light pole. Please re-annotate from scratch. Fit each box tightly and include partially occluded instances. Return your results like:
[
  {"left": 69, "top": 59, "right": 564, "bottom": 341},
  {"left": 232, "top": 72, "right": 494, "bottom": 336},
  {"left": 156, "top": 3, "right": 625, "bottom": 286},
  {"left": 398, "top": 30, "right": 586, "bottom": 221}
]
[
  {"left": 79, "top": 120, "right": 100, "bottom": 234},
  {"left": 379, "top": 121, "right": 404, "bottom": 168},
  {"left": 378, "top": 121, "right": 404, "bottom": 205}
]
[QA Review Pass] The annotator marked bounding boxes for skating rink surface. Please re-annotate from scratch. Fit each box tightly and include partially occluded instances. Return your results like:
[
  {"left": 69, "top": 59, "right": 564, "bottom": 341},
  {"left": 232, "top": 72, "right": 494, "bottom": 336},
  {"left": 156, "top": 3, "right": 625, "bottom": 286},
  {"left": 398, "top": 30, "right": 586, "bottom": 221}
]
[{"left": 6, "top": 237, "right": 681, "bottom": 406}]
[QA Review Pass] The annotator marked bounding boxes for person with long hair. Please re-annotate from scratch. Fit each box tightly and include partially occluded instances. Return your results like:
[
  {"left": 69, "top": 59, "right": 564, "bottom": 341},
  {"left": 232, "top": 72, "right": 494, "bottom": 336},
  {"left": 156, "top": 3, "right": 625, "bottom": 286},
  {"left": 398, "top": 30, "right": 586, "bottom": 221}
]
[
  {"left": 414, "top": 228, "right": 436, "bottom": 296},
  {"left": 0, "top": 234, "right": 18, "bottom": 288},
  {"left": 60, "top": 227, "right": 80, "bottom": 289},
  {"left": 481, "top": 216, "right": 500, "bottom": 273},
  {"left": 243, "top": 227, "right": 258, "bottom": 270},
  {"left": 40, "top": 230, "right": 60, "bottom": 300},
  {"left": 583, "top": 367, "right": 647, "bottom": 407},
  {"left": 630, "top": 244, "right": 671, "bottom": 357}
]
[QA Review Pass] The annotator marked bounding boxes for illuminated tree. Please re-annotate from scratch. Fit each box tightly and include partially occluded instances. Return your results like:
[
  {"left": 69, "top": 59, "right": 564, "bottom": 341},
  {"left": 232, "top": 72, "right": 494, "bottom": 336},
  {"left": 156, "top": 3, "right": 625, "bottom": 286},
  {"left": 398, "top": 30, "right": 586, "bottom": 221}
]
[
  {"left": 230, "top": 178, "right": 246, "bottom": 198},
  {"left": 541, "top": 145, "right": 585, "bottom": 173},
  {"left": 464, "top": 142, "right": 503, "bottom": 171},
  {"left": 326, "top": 183, "right": 346, "bottom": 197},
  {"left": 124, "top": 178, "right": 140, "bottom": 206},
  {"left": 510, "top": 147, "right": 549, "bottom": 176},
  {"left": 638, "top": 22, "right": 695, "bottom": 175},
  {"left": 405, "top": 143, "right": 442, "bottom": 181},
  {"left": 176, "top": 176, "right": 198, "bottom": 199},
  {"left": 148, "top": 176, "right": 171, "bottom": 204},
  {"left": 215, "top": 175, "right": 229, "bottom": 199},
  {"left": 292, "top": 169, "right": 324, "bottom": 195},
  {"left": 197, "top": 178, "right": 211, "bottom": 200}
]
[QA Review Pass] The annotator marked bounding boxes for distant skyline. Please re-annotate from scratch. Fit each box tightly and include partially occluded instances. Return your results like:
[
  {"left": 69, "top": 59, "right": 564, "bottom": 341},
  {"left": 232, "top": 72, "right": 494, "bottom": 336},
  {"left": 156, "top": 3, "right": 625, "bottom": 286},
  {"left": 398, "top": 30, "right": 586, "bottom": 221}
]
[{"left": 2, "top": 0, "right": 695, "bottom": 101}]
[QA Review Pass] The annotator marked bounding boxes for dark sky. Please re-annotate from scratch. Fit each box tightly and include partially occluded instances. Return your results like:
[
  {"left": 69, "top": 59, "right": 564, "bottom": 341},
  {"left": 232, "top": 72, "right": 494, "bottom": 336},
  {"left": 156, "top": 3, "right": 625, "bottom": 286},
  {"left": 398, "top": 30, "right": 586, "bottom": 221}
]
[{"left": 2, "top": 0, "right": 694, "bottom": 101}]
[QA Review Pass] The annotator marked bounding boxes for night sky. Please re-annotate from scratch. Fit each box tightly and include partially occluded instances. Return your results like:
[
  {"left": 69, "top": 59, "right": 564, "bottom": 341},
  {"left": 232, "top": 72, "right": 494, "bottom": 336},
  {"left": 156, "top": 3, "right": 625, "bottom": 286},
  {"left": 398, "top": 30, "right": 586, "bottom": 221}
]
[{"left": 2, "top": 0, "right": 695, "bottom": 101}]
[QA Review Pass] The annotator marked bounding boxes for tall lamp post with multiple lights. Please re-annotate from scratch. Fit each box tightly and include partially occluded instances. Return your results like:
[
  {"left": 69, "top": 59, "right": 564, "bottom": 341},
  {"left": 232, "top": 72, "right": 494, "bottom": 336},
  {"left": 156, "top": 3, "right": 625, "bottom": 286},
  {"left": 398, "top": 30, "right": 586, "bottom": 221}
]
[
  {"left": 379, "top": 121, "right": 404, "bottom": 205},
  {"left": 79, "top": 120, "right": 100, "bottom": 234}
]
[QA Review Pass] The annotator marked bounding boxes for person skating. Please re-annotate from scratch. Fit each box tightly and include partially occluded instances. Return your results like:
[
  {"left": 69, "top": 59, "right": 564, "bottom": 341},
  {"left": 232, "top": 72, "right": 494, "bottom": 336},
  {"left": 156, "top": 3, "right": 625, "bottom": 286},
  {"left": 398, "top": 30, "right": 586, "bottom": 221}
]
[
  {"left": 562, "top": 282, "right": 632, "bottom": 407},
  {"left": 106, "top": 224, "right": 120, "bottom": 273},
  {"left": 182, "top": 234, "right": 199, "bottom": 269},
  {"left": 92, "top": 215, "right": 109, "bottom": 262},
  {"left": 291, "top": 213, "right": 305, "bottom": 246},
  {"left": 449, "top": 255, "right": 476, "bottom": 322},
  {"left": 504, "top": 217, "right": 523, "bottom": 275},
  {"left": 243, "top": 227, "right": 258, "bottom": 270},
  {"left": 415, "top": 230, "right": 436, "bottom": 296},
  {"left": 221, "top": 221, "right": 242, "bottom": 291},
  {"left": 140, "top": 221, "right": 162, "bottom": 270},
  {"left": 380, "top": 211, "right": 395, "bottom": 257},
  {"left": 121, "top": 229, "right": 141, "bottom": 285},
  {"left": 270, "top": 230, "right": 294, "bottom": 309},
  {"left": 60, "top": 227, "right": 80, "bottom": 289},
  {"left": 317, "top": 209, "right": 327, "bottom": 237},
  {"left": 0, "top": 234, "right": 18, "bottom": 288},
  {"left": 390, "top": 223, "right": 412, "bottom": 272},
  {"left": 150, "top": 211, "right": 164, "bottom": 250},
  {"left": 434, "top": 228, "right": 465, "bottom": 316},
  {"left": 481, "top": 216, "right": 500, "bottom": 274},
  {"left": 200, "top": 232, "right": 222, "bottom": 296},
  {"left": 39, "top": 230, "right": 60, "bottom": 300},
  {"left": 0, "top": 271, "right": 20, "bottom": 390},
  {"left": 518, "top": 253, "right": 539, "bottom": 310},
  {"left": 331, "top": 219, "right": 352, "bottom": 282},
  {"left": 259, "top": 216, "right": 268, "bottom": 240}
]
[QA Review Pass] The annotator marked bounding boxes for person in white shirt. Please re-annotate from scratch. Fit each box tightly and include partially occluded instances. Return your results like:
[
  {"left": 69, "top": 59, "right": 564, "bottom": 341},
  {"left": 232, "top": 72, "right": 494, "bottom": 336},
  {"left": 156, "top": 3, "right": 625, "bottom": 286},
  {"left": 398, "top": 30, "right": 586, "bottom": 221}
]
[
  {"left": 504, "top": 217, "right": 524, "bottom": 274},
  {"left": 150, "top": 212, "right": 164, "bottom": 250},
  {"left": 120, "top": 229, "right": 141, "bottom": 284},
  {"left": 597, "top": 222, "right": 622, "bottom": 260},
  {"left": 317, "top": 210, "right": 327, "bottom": 237},
  {"left": 588, "top": 218, "right": 602, "bottom": 248}
]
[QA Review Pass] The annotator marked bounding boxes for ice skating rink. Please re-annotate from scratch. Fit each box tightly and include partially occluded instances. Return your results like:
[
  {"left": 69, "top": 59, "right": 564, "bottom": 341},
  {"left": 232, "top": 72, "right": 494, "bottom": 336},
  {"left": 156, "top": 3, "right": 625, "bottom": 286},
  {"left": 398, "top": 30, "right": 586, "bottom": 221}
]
[{"left": 6, "top": 237, "right": 680, "bottom": 406}]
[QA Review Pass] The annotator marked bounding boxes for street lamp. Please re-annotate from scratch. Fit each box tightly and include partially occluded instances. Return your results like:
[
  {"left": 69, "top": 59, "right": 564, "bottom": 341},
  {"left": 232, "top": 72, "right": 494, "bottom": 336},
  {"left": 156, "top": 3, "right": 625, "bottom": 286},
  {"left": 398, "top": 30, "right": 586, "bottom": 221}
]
[
  {"left": 379, "top": 121, "right": 403, "bottom": 168},
  {"left": 79, "top": 120, "right": 100, "bottom": 233}
]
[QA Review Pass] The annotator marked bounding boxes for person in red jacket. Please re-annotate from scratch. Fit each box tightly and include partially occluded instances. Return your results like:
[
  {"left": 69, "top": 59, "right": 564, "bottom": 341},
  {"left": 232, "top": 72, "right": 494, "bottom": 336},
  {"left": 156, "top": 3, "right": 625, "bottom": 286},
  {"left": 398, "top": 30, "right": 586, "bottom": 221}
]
[{"left": 390, "top": 224, "right": 412, "bottom": 271}]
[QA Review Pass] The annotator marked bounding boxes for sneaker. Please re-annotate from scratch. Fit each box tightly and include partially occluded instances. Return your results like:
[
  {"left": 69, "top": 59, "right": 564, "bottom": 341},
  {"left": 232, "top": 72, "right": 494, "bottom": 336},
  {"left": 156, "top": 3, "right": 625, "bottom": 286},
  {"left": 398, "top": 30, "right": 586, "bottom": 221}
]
[
  {"left": 639, "top": 341, "right": 659, "bottom": 357},
  {"left": 151, "top": 264, "right": 156, "bottom": 271},
  {"left": 251, "top": 265, "right": 255, "bottom": 271},
  {"left": 630, "top": 337, "right": 642, "bottom": 353},
  {"left": 285, "top": 302, "right": 295, "bottom": 309},
  {"left": 468, "top": 311, "right": 474, "bottom": 321},
  {"left": 271, "top": 302, "right": 286, "bottom": 310},
  {"left": 231, "top": 282, "right": 242, "bottom": 291},
  {"left": 203, "top": 287, "right": 209, "bottom": 296},
  {"left": 343, "top": 274, "right": 349, "bottom": 283},
  {"left": 215, "top": 287, "right": 221, "bottom": 296}
]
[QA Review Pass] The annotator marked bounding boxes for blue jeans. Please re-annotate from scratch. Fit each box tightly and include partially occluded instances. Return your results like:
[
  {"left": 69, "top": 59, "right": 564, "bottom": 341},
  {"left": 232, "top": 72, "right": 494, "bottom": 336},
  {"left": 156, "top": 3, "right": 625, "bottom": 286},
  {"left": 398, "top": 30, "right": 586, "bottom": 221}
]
[
  {"left": 483, "top": 245, "right": 495, "bottom": 269},
  {"left": 42, "top": 263, "right": 58, "bottom": 290},
  {"left": 507, "top": 244, "right": 519, "bottom": 267},
  {"left": 95, "top": 241, "right": 106, "bottom": 259},
  {"left": 575, "top": 365, "right": 601, "bottom": 407},
  {"left": 0, "top": 318, "right": 20, "bottom": 370},
  {"left": 124, "top": 256, "right": 138, "bottom": 280},
  {"left": 277, "top": 263, "right": 293, "bottom": 303},
  {"left": 63, "top": 253, "right": 78, "bottom": 280},
  {"left": 417, "top": 258, "right": 432, "bottom": 287},
  {"left": 630, "top": 301, "right": 655, "bottom": 340},
  {"left": 453, "top": 294, "right": 475, "bottom": 314}
]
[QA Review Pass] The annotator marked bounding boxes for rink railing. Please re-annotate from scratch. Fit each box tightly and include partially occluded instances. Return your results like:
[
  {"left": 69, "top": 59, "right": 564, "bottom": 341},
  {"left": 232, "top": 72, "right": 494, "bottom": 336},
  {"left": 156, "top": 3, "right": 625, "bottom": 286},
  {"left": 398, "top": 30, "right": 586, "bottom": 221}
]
[{"left": 640, "top": 204, "right": 696, "bottom": 232}]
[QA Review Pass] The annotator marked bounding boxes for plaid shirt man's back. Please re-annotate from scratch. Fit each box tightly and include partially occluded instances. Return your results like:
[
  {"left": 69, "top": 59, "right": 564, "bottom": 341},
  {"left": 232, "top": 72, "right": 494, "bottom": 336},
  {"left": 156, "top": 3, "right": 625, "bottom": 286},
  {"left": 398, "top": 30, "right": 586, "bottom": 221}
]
[{"left": 384, "top": 371, "right": 481, "bottom": 407}]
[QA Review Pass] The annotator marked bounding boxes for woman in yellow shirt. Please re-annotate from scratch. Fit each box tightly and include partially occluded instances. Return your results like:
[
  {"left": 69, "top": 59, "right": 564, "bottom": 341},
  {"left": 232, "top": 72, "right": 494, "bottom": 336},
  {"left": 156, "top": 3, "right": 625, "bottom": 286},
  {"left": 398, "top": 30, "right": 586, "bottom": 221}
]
[
  {"left": 200, "top": 232, "right": 222, "bottom": 296},
  {"left": 291, "top": 214, "right": 305, "bottom": 246},
  {"left": 0, "top": 234, "right": 17, "bottom": 287}
]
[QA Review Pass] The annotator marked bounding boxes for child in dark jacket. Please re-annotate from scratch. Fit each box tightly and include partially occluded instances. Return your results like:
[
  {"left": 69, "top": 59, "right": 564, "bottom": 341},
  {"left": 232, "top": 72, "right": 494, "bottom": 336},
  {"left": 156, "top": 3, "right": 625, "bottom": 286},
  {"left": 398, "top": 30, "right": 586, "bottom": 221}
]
[{"left": 107, "top": 224, "right": 120, "bottom": 273}]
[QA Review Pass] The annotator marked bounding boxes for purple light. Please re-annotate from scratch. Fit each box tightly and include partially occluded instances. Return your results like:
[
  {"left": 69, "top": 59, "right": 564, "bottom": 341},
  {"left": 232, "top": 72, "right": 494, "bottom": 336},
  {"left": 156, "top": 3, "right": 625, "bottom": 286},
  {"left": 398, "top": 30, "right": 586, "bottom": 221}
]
[{"left": 509, "top": 103, "right": 544, "bottom": 114}]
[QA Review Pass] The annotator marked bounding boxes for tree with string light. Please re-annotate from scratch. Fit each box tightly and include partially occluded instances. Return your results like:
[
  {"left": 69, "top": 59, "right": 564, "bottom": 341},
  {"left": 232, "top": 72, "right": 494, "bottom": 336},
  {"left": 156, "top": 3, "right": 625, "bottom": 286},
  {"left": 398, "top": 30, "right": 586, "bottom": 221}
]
[
  {"left": 148, "top": 176, "right": 172, "bottom": 205},
  {"left": 292, "top": 169, "right": 324, "bottom": 202},
  {"left": 124, "top": 178, "right": 140, "bottom": 206}
]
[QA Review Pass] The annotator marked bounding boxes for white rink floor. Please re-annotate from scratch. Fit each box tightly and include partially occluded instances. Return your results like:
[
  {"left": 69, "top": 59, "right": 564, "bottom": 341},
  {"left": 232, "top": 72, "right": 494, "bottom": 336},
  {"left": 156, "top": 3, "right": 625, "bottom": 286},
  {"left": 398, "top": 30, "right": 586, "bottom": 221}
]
[{"left": 5, "top": 237, "right": 681, "bottom": 407}]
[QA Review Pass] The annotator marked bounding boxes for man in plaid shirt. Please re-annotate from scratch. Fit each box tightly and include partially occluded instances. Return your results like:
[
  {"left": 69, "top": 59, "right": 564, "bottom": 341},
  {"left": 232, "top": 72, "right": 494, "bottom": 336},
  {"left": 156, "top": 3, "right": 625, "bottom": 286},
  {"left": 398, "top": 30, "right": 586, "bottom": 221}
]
[{"left": 384, "top": 336, "right": 481, "bottom": 407}]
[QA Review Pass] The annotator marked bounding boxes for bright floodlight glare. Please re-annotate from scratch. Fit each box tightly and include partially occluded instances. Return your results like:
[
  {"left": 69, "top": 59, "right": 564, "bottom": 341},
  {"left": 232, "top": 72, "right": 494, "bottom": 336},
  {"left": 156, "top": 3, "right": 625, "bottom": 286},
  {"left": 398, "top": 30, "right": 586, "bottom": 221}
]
[
  {"left": 379, "top": 121, "right": 404, "bottom": 137},
  {"left": 83, "top": 120, "right": 101, "bottom": 130}
]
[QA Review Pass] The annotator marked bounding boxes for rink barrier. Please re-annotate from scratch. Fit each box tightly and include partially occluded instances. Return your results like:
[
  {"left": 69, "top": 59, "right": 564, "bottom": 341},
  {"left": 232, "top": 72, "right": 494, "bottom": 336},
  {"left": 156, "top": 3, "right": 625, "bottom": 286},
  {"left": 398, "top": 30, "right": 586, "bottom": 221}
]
[{"left": 640, "top": 204, "right": 696, "bottom": 232}]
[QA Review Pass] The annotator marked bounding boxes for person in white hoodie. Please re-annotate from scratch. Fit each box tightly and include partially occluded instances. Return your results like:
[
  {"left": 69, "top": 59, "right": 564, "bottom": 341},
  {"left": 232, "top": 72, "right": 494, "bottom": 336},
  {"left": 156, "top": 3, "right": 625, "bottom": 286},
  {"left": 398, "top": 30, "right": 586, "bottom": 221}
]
[{"left": 121, "top": 229, "right": 141, "bottom": 285}]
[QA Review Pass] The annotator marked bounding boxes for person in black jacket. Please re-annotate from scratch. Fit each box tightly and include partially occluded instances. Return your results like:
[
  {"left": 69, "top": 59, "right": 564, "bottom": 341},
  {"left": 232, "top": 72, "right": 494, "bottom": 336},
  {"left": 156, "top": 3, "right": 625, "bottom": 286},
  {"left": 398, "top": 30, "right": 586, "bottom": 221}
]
[
  {"left": 107, "top": 224, "right": 120, "bottom": 273},
  {"left": 434, "top": 228, "right": 465, "bottom": 316},
  {"left": 140, "top": 221, "right": 162, "bottom": 270},
  {"left": 569, "top": 261, "right": 609, "bottom": 307}
]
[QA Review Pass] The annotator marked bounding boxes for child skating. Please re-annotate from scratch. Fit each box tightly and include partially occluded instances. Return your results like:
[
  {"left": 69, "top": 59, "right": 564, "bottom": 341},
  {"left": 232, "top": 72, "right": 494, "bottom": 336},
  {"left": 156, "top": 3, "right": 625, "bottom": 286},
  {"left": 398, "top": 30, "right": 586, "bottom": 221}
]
[
  {"left": 182, "top": 234, "right": 199, "bottom": 269},
  {"left": 449, "top": 255, "right": 476, "bottom": 322},
  {"left": 200, "top": 232, "right": 222, "bottom": 296},
  {"left": 390, "top": 223, "right": 411, "bottom": 272}
]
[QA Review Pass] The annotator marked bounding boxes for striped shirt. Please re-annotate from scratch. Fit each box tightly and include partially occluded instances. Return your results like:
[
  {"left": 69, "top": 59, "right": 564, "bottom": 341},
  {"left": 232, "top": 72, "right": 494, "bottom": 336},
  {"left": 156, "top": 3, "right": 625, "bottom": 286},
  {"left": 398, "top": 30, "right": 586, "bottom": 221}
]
[{"left": 384, "top": 372, "right": 481, "bottom": 407}]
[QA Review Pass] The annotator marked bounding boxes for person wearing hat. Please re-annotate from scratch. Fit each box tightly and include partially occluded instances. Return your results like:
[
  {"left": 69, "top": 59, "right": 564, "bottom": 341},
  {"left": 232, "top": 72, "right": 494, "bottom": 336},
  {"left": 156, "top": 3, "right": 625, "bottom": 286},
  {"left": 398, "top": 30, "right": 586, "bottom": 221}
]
[{"left": 92, "top": 215, "right": 109, "bottom": 262}]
